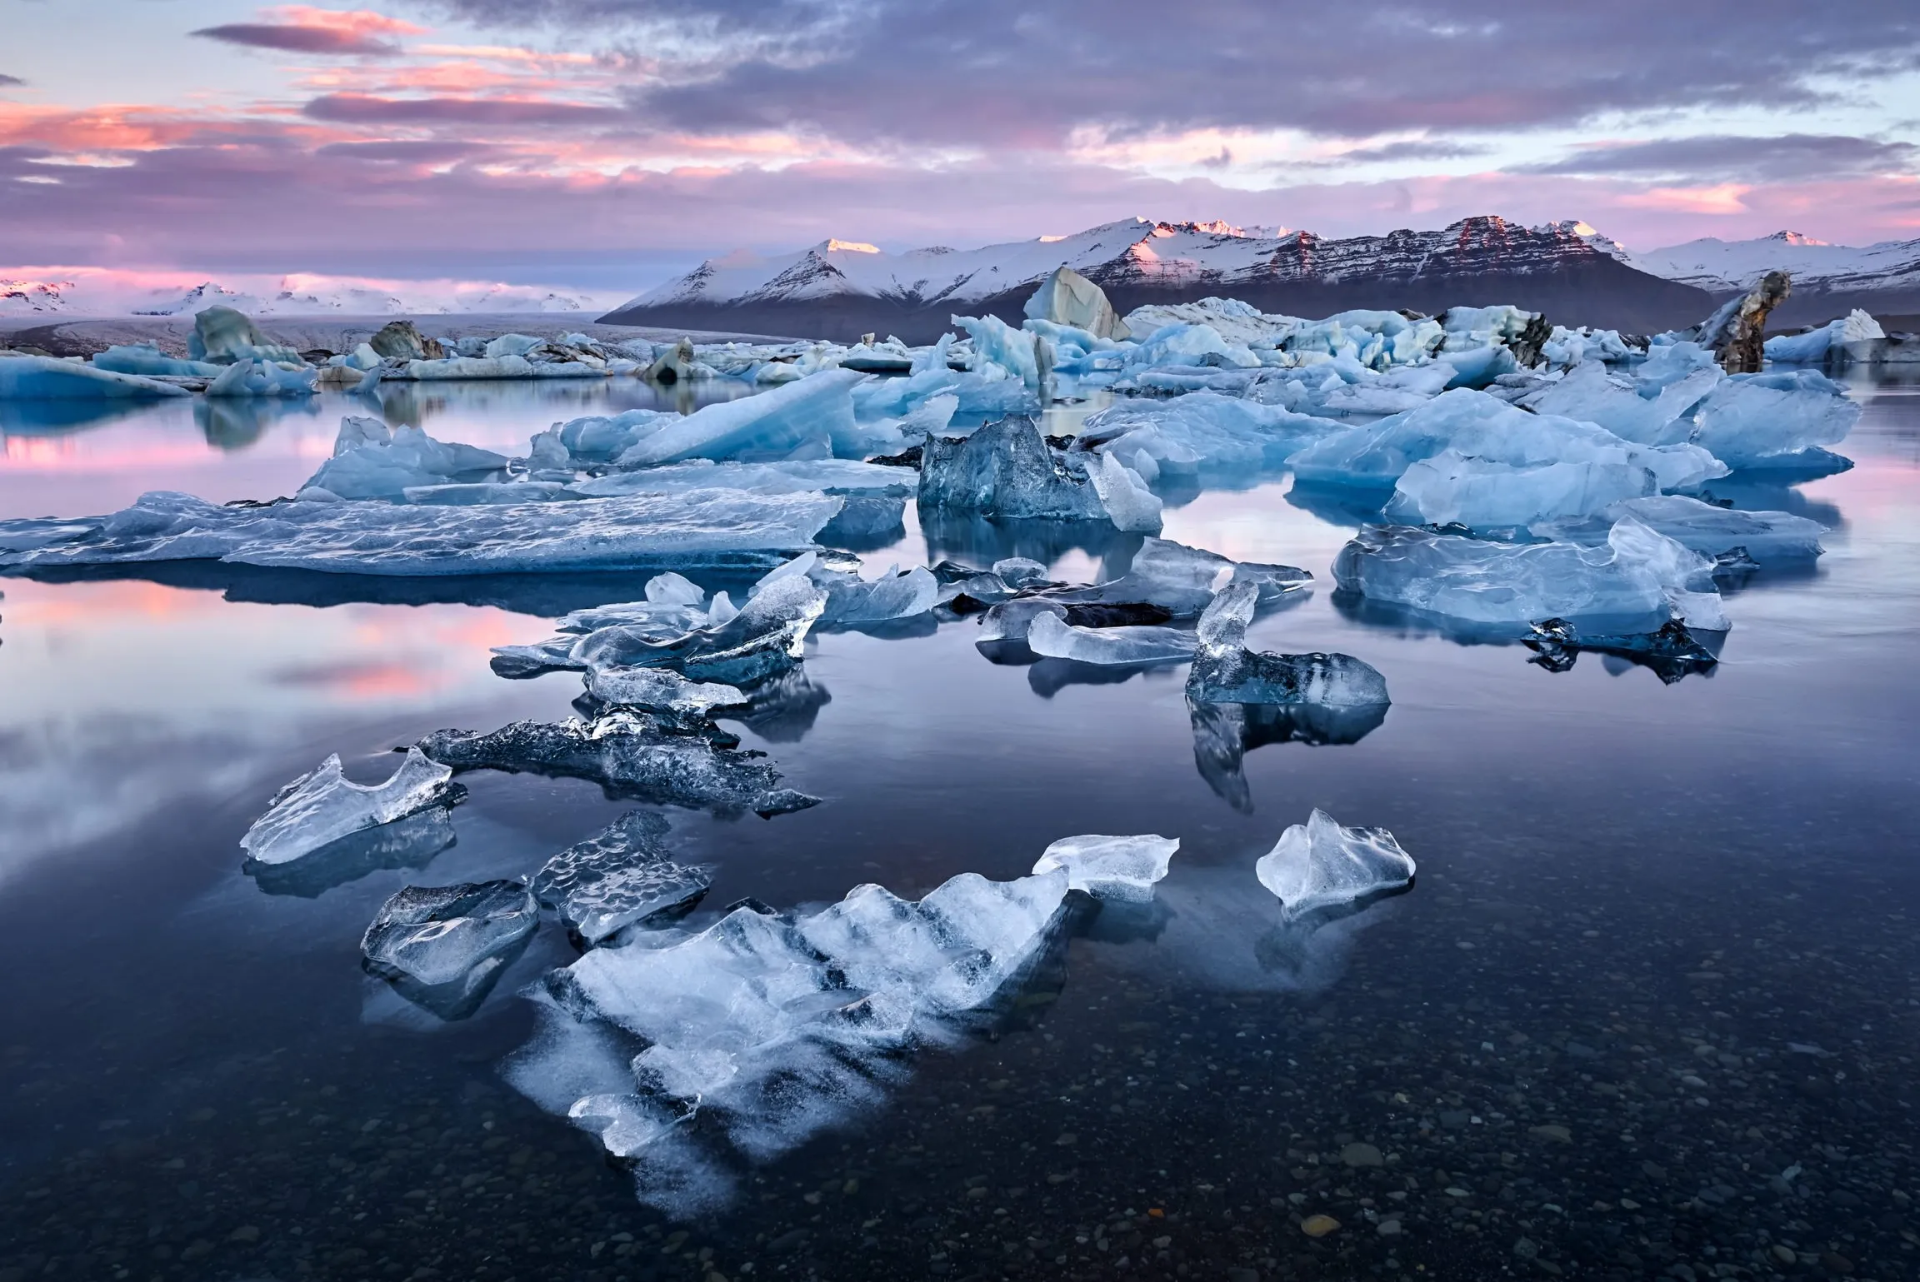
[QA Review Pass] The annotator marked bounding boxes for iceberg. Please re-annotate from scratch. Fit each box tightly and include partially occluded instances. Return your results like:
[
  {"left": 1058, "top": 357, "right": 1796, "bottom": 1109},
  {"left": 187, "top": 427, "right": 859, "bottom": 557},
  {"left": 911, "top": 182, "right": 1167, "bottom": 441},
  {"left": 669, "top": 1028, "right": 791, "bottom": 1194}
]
[
  {"left": 303, "top": 417, "right": 510, "bottom": 500},
  {"left": 1086, "top": 451, "right": 1164, "bottom": 534},
  {"left": 1255, "top": 809, "right": 1415, "bottom": 919},
  {"left": 573, "top": 459, "right": 915, "bottom": 501},
  {"left": 1288, "top": 388, "right": 1725, "bottom": 501},
  {"left": 206, "top": 359, "right": 317, "bottom": 398},
  {"left": 1332, "top": 520, "right": 1722, "bottom": 634},
  {"left": 918, "top": 416, "right": 1108, "bottom": 521},
  {"left": 0, "top": 489, "right": 840, "bottom": 577},
  {"left": 1077, "top": 392, "right": 1344, "bottom": 481},
  {"left": 1030, "top": 834, "right": 1177, "bottom": 902},
  {"left": 1530, "top": 494, "right": 1826, "bottom": 563},
  {"left": 1187, "top": 583, "right": 1389, "bottom": 706},
  {"left": 0, "top": 352, "right": 191, "bottom": 401},
  {"left": 362, "top": 879, "right": 539, "bottom": 989},
  {"left": 1025, "top": 266, "right": 1130, "bottom": 341},
  {"left": 190, "top": 306, "right": 304, "bottom": 365},
  {"left": 1689, "top": 371, "right": 1861, "bottom": 469},
  {"left": 532, "top": 812, "right": 714, "bottom": 945},
  {"left": 416, "top": 712, "right": 818, "bottom": 818},
  {"left": 1386, "top": 449, "right": 1663, "bottom": 529},
  {"left": 239, "top": 749, "right": 456, "bottom": 866},
  {"left": 1123, "top": 297, "right": 1300, "bottom": 351},
  {"left": 614, "top": 368, "right": 866, "bottom": 467},
  {"left": 91, "top": 344, "right": 224, "bottom": 378},
  {"left": 1764, "top": 309, "right": 1884, "bottom": 366},
  {"left": 1026, "top": 610, "right": 1196, "bottom": 665}
]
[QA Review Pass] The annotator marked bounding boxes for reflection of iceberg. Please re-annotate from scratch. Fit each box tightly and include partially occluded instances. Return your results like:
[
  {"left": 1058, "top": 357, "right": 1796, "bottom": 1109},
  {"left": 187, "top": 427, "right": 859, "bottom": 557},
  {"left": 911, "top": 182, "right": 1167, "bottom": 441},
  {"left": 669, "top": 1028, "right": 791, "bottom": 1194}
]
[
  {"left": 1189, "top": 701, "right": 1389, "bottom": 812},
  {"left": 244, "top": 800, "right": 462, "bottom": 898},
  {"left": 196, "top": 394, "right": 321, "bottom": 450}
]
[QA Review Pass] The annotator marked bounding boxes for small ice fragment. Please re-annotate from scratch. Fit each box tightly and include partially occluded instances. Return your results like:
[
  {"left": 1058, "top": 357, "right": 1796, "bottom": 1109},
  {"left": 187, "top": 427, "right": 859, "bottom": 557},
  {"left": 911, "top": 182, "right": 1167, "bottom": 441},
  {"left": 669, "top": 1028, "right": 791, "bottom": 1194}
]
[
  {"left": 1031, "top": 834, "right": 1179, "bottom": 902},
  {"left": 1256, "top": 810, "right": 1416, "bottom": 919},
  {"left": 240, "top": 749, "right": 454, "bottom": 866},
  {"left": 1188, "top": 583, "right": 1389, "bottom": 706},
  {"left": 360, "top": 880, "right": 539, "bottom": 988},
  {"left": 1026, "top": 610, "right": 1196, "bottom": 665},
  {"left": 645, "top": 572, "right": 706, "bottom": 606},
  {"left": 531, "top": 812, "right": 714, "bottom": 944},
  {"left": 585, "top": 666, "right": 747, "bottom": 720},
  {"left": 1088, "top": 451, "right": 1164, "bottom": 534},
  {"left": 991, "top": 557, "right": 1051, "bottom": 588}
]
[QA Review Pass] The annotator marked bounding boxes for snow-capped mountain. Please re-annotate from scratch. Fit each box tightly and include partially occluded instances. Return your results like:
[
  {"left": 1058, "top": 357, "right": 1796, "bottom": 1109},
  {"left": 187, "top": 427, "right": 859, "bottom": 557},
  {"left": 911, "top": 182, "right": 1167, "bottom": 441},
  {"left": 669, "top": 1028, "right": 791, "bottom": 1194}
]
[
  {"left": 603, "top": 215, "right": 1712, "bottom": 340},
  {"left": 1634, "top": 231, "right": 1920, "bottom": 294},
  {"left": 0, "top": 271, "right": 617, "bottom": 319}
]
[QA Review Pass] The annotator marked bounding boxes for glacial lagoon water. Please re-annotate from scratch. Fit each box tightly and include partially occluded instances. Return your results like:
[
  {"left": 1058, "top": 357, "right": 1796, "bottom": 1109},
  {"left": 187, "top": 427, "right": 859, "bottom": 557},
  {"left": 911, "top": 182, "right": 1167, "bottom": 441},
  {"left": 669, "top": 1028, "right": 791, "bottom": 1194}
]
[{"left": 1, "top": 374, "right": 1917, "bottom": 1281}]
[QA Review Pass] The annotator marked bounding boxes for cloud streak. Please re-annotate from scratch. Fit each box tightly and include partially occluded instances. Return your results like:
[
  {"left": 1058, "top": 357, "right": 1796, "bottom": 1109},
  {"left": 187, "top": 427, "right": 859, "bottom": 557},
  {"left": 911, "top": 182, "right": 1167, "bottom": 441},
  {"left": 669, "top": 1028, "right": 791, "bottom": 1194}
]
[{"left": 1523, "top": 134, "right": 1920, "bottom": 184}]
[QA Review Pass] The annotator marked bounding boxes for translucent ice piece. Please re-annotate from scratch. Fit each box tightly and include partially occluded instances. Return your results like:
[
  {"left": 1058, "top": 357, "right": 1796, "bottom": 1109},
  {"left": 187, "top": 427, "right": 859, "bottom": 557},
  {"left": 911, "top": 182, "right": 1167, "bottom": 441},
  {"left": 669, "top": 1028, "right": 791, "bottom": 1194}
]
[
  {"left": 614, "top": 368, "right": 866, "bottom": 467},
  {"left": 584, "top": 667, "right": 748, "bottom": 720},
  {"left": 1189, "top": 583, "right": 1389, "bottom": 705},
  {"left": 917, "top": 416, "right": 1108, "bottom": 521},
  {"left": 304, "top": 419, "right": 510, "bottom": 500},
  {"left": 1026, "top": 610, "right": 1196, "bottom": 665},
  {"left": 361, "top": 879, "right": 539, "bottom": 988},
  {"left": 245, "top": 804, "right": 460, "bottom": 899},
  {"left": 240, "top": 749, "right": 454, "bottom": 866},
  {"left": 1031, "top": 834, "right": 1179, "bottom": 902},
  {"left": 532, "top": 812, "right": 714, "bottom": 944},
  {"left": 1688, "top": 371, "right": 1860, "bottom": 469},
  {"left": 1530, "top": 494, "right": 1825, "bottom": 562},
  {"left": 1255, "top": 810, "right": 1415, "bottom": 919},
  {"left": 1088, "top": 451, "right": 1164, "bottom": 534}
]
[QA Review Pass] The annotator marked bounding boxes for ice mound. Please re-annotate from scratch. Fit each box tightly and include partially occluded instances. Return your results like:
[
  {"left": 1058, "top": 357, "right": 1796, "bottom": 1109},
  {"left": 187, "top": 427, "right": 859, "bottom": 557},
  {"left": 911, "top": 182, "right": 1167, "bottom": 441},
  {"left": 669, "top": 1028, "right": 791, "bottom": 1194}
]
[
  {"left": 1764, "top": 310, "right": 1883, "bottom": 365},
  {"left": 1025, "top": 265, "right": 1130, "bottom": 341},
  {"left": 1187, "top": 583, "right": 1389, "bottom": 706},
  {"left": 1386, "top": 449, "right": 1670, "bottom": 529},
  {"left": 304, "top": 417, "right": 510, "bottom": 500},
  {"left": 1518, "top": 360, "right": 1720, "bottom": 445},
  {"left": 1531, "top": 494, "right": 1826, "bottom": 562},
  {"left": 1031, "top": 834, "right": 1177, "bottom": 902},
  {"left": 1026, "top": 610, "right": 1196, "bottom": 665},
  {"left": 416, "top": 712, "right": 817, "bottom": 818},
  {"left": 1256, "top": 810, "right": 1415, "bottom": 919},
  {"left": 0, "top": 489, "right": 839, "bottom": 577},
  {"left": 918, "top": 416, "right": 1108, "bottom": 522},
  {"left": 532, "top": 812, "right": 714, "bottom": 945},
  {"left": 190, "top": 305, "right": 303, "bottom": 365},
  {"left": 0, "top": 352, "right": 191, "bottom": 401},
  {"left": 614, "top": 368, "right": 866, "bottom": 467},
  {"left": 1689, "top": 371, "right": 1861, "bottom": 469},
  {"left": 361, "top": 880, "right": 539, "bottom": 1018},
  {"left": 1332, "top": 520, "right": 1722, "bottom": 634},
  {"left": 240, "top": 749, "right": 456, "bottom": 866}
]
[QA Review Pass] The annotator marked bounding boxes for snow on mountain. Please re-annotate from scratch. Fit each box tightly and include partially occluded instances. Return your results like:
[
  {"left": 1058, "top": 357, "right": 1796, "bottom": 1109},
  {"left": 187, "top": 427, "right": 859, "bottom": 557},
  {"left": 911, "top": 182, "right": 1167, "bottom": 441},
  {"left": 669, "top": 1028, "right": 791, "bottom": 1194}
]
[
  {"left": 1634, "top": 231, "right": 1920, "bottom": 296},
  {"left": 0, "top": 269, "right": 619, "bottom": 319},
  {"left": 605, "top": 215, "right": 1708, "bottom": 339}
]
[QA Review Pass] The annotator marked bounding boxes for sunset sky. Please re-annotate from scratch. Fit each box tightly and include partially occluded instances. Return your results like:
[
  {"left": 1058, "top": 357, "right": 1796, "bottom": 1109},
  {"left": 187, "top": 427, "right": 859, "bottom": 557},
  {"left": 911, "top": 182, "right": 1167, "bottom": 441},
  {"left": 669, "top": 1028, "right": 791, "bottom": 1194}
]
[{"left": 4, "top": 0, "right": 1917, "bottom": 292}]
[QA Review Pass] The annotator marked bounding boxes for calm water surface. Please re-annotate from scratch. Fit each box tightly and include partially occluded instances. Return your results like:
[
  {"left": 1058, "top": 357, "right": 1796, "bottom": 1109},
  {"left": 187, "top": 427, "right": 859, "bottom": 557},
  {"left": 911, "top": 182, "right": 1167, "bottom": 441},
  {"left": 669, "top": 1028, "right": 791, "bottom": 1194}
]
[{"left": 1, "top": 375, "right": 1917, "bottom": 1282}]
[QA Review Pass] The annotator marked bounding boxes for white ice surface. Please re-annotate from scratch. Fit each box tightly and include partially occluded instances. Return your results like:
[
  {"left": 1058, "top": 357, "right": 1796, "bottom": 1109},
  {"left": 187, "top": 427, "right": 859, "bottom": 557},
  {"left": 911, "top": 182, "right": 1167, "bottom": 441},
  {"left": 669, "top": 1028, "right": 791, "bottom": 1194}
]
[
  {"left": 1031, "top": 834, "right": 1178, "bottom": 902},
  {"left": 1256, "top": 809, "right": 1416, "bottom": 919}
]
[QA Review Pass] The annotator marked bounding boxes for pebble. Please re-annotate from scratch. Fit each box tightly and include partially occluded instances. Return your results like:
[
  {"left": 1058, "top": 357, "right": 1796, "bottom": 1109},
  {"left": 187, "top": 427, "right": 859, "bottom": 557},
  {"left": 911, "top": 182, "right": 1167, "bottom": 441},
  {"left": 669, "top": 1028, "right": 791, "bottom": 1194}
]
[
  {"left": 1300, "top": 1214, "right": 1341, "bottom": 1238},
  {"left": 1340, "top": 1142, "right": 1384, "bottom": 1167},
  {"left": 1528, "top": 1124, "right": 1572, "bottom": 1143}
]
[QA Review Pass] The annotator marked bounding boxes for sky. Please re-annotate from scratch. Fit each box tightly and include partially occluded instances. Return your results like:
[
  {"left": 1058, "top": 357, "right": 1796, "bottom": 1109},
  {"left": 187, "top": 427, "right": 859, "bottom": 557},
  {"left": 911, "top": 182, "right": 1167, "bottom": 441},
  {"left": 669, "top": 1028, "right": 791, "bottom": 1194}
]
[{"left": 3, "top": 0, "right": 1918, "bottom": 294}]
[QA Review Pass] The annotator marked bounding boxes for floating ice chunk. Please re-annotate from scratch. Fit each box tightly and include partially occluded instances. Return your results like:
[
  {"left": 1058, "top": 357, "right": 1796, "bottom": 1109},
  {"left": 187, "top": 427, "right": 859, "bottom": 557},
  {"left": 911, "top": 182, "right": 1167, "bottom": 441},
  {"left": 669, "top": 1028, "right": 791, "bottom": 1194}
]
[
  {"left": 1332, "top": 522, "right": 1714, "bottom": 633},
  {"left": 1188, "top": 583, "right": 1390, "bottom": 706},
  {"left": 1313, "top": 363, "right": 1457, "bottom": 415},
  {"left": 245, "top": 804, "right": 460, "bottom": 898},
  {"left": 1125, "top": 322, "right": 1262, "bottom": 371},
  {"left": 190, "top": 306, "right": 303, "bottom": 364},
  {"left": 1289, "top": 388, "right": 1724, "bottom": 496},
  {"left": 1765, "top": 311, "right": 1883, "bottom": 365},
  {"left": 532, "top": 812, "right": 713, "bottom": 944},
  {"left": 0, "top": 489, "right": 840, "bottom": 577},
  {"left": 206, "top": 359, "right": 316, "bottom": 398},
  {"left": 92, "top": 344, "right": 223, "bottom": 378},
  {"left": 585, "top": 667, "right": 748, "bottom": 721},
  {"left": 405, "top": 354, "right": 602, "bottom": 380},
  {"left": 616, "top": 368, "right": 866, "bottom": 467},
  {"left": 1078, "top": 391, "right": 1344, "bottom": 478},
  {"left": 417, "top": 713, "right": 817, "bottom": 818},
  {"left": 1518, "top": 360, "right": 1721, "bottom": 445},
  {"left": 1124, "top": 297, "right": 1300, "bottom": 350},
  {"left": 0, "top": 352, "right": 191, "bottom": 401},
  {"left": 1386, "top": 449, "right": 1660, "bottom": 528},
  {"left": 1031, "top": 834, "right": 1178, "bottom": 902},
  {"left": 240, "top": 749, "right": 454, "bottom": 866},
  {"left": 1524, "top": 617, "right": 1720, "bottom": 683},
  {"left": 953, "top": 314, "right": 1046, "bottom": 389},
  {"left": 1025, "top": 265, "right": 1131, "bottom": 341},
  {"left": 1689, "top": 371, "right": 1860, "bottom": 468},
  {"left": 975, "top": 597, "right": 1067, "bottom": 643},
  {"left": 1088, "top": 451, "right": 1164, "bottom": 534},
  {"left": 582, "top": 571, "right": 826, "bottom": 684},
  {"left": 574, "top": 458, "right": 916, "bottom": 500},
  {"left": 1047, "top": 537, "right": 1311, "bottom": 618},
  {"left": 1026, "top": 610, "right": 1196, "bottom": 665},
  {"left": 1256, "top": 810, "right": 1415, "bottom": 919},
  {"left": 304, "top": 418, "right": 509, "bottom": 499},
  {"left": 917, "top": 416, "right": 1108, "bottom": 521},
  {"left": 361, "top": 880, "right": 538, "bottom": 989},
  {"left": 991, "top": 557, "right": 1051, "bottom": 588},
  {"left": 1531, "top": 494, "right": 1826, "bottom": 562}
]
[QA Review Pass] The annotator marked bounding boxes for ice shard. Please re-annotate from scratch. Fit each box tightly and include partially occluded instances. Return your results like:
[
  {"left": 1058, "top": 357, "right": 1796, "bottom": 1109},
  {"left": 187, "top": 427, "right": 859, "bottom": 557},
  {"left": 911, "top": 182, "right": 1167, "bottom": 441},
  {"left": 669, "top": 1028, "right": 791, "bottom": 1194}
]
[
  {"left": 531, "top": 812, "right": 714, "bottom": 945},
  {"left": 240, "top": 749, "right": 456, "bottom": 867},
  {"left": 1255, "top": 810, "right": 1415, "bottom": 919},
  {"left": 1187, "top": 583, "right": 1389, "bottom": 706},
  {"left": 245, "top": 804, "right": 461, "bottom": 899},
  {"left": 917, "top": 416, "right": 1109, "bottom": 521},
  {"left": 1030, "top": 834, "right": 1178, "bottom": 902},
  {"left": 361, "top": 880, "right": 539, "bottom": 1018},
  {"left": 1025, "top": 610, "right": 1197, "bottom": 666}
]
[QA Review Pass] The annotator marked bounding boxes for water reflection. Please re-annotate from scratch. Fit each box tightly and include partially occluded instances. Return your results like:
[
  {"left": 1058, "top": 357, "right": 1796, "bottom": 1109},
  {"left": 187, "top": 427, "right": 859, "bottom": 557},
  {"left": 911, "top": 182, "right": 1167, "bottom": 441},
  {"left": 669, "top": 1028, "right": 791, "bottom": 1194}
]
[
  {"left": 195, "top": 395, "right": 323, "bottom": 451},
  {"left": 243, "top": 797, "right": 465, "bottom": 899},
  {"left": 1189, "top": 699, "right": 1389, "bottom": 812}
]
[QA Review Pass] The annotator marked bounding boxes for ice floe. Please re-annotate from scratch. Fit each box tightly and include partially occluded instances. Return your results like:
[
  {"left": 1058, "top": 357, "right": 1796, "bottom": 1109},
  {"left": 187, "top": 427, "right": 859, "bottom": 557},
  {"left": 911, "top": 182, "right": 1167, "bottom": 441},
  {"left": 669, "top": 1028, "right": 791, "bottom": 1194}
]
[{"left": 1256, "top": 809, "right": 1416, "bottom": 919}]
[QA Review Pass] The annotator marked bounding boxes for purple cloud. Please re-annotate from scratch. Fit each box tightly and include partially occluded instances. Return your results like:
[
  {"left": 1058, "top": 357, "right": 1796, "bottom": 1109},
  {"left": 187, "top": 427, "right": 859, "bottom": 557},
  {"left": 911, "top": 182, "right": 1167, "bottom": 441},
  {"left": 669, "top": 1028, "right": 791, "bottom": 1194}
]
[
  {"left": 1523, "top": 134, "right": 1920, "bottom": 183},
  {"left": 0, "top": 74, "right": 24, "bottom": 88},
  {"left": 191, "top": 23, "right": 403, "bottom": 56},
  {"left": 314, "top": 139, "right": 497, "bottom": 162}
]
